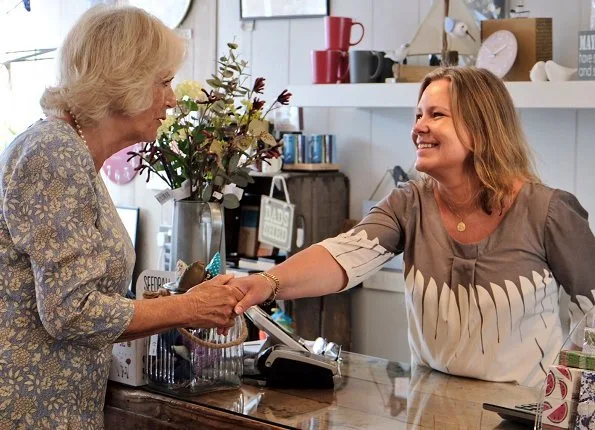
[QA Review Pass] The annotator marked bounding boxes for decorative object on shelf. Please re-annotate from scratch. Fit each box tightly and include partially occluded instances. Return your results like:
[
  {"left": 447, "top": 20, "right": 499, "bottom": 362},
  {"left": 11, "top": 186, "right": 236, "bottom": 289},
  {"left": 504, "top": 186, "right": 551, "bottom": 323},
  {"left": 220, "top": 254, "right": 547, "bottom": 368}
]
[
  {"left": 481, "top": 18, "right": 552, "bottom": 81},
  {"left": 142, "top": 257, "right": 247, "bottom": 395},
  {"left": 475, "top": 30, "right": 518, "bottom": 78},
  {"left": 530, "top": 61, "right": 548, "bottom": 81},
  {"left": 311, "top": 49, "right": 349, "bottom": 84},
  {"left": 101, "top": 143, "right": 143, "bottom": 185},
  {"left": 465, "top": 0, "right": 505, "bottom": 20},
  {"left": 240, "top": 0, "right": 328, "bottom": 20},
  {"left": 509, "top": 0, "right": 529, "bottom": 19},
  {"left": 578, "top": 31, "right": 595, "bottom": 80},
  {"left": 544, "top": 60, "right": 577, "bottom": 82},
  {"left": 324, "top": 16, "right": 365, "bottom": 52},
  {"left": 349, "top": 50, "right": 384, "bottom": 83},
  {"left": 395, "top": 0, "right": 480, "bottom": 82}
]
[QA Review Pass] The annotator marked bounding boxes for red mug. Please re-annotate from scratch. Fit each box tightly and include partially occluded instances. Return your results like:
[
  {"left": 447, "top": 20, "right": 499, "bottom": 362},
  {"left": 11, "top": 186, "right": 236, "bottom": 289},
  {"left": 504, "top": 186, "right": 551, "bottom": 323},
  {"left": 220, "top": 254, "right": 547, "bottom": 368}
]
[
  {"left": 311, "top": 50, "right": 349, "bottom": 84},
  {"left": 324, "top": 16, "right": 365, "bottom": 51}
]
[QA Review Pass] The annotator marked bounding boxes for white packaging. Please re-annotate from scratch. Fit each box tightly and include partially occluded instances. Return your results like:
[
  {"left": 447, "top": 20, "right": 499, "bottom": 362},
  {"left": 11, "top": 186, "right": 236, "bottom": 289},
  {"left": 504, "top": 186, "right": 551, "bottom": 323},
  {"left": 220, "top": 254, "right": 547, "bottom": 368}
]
[{"left": 108, "top": 269, "right": 175, "bottom": 386}]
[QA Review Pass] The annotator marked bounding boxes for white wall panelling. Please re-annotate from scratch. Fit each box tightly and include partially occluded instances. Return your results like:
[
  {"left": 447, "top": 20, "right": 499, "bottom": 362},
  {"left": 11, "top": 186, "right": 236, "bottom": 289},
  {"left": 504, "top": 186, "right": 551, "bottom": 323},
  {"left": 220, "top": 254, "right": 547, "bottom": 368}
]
[{"left": 215, "top": 0, "right": 595, "bottom": 362}]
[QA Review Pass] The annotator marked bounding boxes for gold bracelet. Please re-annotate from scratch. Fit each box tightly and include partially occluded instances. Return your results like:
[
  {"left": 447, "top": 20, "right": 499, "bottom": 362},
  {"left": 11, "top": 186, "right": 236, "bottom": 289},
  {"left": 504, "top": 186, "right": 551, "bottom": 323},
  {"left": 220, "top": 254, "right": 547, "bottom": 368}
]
[{"left": 257, "top": 272, "right": 280, "bottom": 306}]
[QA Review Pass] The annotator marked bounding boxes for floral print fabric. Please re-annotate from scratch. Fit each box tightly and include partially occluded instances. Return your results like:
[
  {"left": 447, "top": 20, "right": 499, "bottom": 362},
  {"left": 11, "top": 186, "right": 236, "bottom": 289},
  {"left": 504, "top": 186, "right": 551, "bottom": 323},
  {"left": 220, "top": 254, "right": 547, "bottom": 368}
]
[{"left": 0, "top": 119, "right": 135, "bottom": 428}]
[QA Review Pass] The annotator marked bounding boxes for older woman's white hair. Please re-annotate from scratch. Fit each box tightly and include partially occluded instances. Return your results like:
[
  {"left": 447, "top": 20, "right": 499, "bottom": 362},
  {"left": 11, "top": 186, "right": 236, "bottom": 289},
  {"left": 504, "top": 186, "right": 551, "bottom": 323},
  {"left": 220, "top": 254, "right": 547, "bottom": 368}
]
[{"left": 41, "top": 6, "right": 185, "bottom": 127}]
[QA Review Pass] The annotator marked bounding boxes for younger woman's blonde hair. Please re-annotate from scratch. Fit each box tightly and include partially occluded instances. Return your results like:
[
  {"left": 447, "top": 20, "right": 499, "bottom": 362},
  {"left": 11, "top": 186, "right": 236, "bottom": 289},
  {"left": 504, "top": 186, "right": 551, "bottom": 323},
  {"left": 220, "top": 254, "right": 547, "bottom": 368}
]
[
  {"left": 41, "top": 5, "right": 185, "bottom": 127},
  {"left": 418, "top": 66, "right": 540, "bottom": 213}
]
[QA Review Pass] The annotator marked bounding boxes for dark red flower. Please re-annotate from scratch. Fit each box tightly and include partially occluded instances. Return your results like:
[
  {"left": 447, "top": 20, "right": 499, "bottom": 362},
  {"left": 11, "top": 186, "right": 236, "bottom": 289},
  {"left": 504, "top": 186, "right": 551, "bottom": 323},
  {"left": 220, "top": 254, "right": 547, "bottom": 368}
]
[
  {"left": 252, "top": 97, "right": 265, "bottom": 111},
  {"left": 253, "top": 77, "right": 265, "bottom": 94},
  {"left": 277, "top": 89, "right": 291, "bottom": 105}
]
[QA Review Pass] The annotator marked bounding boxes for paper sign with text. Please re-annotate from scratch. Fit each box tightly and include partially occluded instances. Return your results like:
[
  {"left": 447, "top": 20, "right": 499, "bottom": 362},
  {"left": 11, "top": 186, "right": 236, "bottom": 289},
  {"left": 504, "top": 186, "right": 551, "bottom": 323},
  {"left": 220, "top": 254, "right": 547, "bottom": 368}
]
[
  {"left": 578, "top": 31, "right": 595, "bottom": 80},
  {"left": 258, "top": 195, "right": 295, "bottom": 251}
]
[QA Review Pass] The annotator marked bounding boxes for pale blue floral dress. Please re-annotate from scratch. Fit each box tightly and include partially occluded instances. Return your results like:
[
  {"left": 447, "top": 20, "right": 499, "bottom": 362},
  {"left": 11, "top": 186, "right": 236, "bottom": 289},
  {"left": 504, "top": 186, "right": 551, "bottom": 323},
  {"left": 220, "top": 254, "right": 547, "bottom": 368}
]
[{"left": 0, "top": 119, "right": 135, "bottom": 428}]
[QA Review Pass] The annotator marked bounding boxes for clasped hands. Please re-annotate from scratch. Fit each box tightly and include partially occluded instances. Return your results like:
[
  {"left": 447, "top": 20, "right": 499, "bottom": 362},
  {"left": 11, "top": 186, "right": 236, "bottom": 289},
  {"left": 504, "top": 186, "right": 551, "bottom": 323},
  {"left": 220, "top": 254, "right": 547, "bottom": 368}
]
[{"left": 184, "top": 273, "right": 277, "bottom": 334}]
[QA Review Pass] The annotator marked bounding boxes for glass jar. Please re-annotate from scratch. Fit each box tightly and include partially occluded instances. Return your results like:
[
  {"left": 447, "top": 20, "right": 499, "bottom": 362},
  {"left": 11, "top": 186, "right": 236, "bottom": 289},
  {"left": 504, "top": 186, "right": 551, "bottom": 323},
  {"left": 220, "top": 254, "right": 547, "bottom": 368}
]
[{"left": 146, "top": 283, "right": 244, "bottom": 395}]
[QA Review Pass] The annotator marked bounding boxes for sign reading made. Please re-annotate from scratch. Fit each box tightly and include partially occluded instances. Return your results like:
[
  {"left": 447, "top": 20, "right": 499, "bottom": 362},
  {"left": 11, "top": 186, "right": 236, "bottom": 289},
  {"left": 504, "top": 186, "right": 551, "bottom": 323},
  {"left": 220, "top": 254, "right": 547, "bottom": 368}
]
[
  {"left": 578, "top": 31, "right": 595, "bottom": 80},
  {"left": 258, "top": 195, "right": 295, "bottom": 251}
]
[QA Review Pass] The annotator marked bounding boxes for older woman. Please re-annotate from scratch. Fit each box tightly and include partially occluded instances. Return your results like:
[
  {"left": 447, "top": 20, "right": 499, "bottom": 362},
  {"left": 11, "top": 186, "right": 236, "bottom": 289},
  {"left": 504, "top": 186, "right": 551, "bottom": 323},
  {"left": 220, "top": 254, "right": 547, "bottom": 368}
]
[
  {"left": 0, "top": 6, "right": 242, "bottom": 428},
  {"left": 232, "top": 67, "right": 595, "bottom": 387}
]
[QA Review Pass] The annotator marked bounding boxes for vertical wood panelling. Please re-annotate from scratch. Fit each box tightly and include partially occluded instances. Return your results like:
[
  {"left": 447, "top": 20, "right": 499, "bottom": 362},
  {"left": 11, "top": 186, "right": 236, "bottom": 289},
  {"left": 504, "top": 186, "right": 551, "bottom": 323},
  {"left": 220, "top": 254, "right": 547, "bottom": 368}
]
[
  {"left": 217, "top": 0, "right": 253, "bottom": 76},
  {"left": 330, "top": 0, "right": 374, "bottom": 50},
  {"left": 526, "top": 0, "right": 583, "bottom": 67},
  {"left": 520, "top": 109, "right": 577, "bottom": 193},
  {"left": 250, "top": 20, "right": 290, "bottom": 107},
  {"left": 288, "top": 18, "right": 325, "bottom": 85},
  {"left": 371, "top": 0, "right": 421, "bottom": 51},
  {"left": 576, "top": 110, "right": 595, "bottom": 232},
  {"left": 370, "top": 108, "right": 418, "bottom": 196},
  {"left": 328, "top": 108, "right": 373, "bottom": 217}
]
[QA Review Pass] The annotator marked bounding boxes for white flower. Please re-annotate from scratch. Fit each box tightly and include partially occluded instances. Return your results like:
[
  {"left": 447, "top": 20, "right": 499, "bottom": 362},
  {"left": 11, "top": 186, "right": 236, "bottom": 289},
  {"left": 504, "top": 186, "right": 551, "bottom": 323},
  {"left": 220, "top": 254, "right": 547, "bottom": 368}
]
[{"left": 174, "top": 80, "right": 208, "bottom": 102}]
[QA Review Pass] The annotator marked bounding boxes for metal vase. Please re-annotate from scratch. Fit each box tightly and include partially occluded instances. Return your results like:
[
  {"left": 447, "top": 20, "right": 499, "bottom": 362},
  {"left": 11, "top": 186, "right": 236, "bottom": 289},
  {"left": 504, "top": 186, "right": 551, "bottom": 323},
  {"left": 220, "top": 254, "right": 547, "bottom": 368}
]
[{"left": 170, "top": 201, "right": 226, "bottom": 274}]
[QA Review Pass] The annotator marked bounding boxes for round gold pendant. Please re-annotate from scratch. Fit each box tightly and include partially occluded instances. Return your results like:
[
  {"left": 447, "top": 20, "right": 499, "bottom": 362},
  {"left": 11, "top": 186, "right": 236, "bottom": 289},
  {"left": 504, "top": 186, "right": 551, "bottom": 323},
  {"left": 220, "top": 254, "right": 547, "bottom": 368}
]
[{"left": 457, "top": 222, "right": 466, "bottom": 232}]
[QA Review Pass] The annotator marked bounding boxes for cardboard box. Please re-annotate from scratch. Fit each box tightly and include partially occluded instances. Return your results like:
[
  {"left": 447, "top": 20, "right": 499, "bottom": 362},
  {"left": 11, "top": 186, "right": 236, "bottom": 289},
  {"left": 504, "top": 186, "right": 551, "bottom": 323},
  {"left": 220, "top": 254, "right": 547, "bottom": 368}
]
[
  {"left": 481, "top": 18, "right": 553, "bottom": 81},
  {"left": 108, "top": 269, "right": 175, "bottom": 386},
  {"left": 109, "top": 338, "right": 147, "bottom": 386}
]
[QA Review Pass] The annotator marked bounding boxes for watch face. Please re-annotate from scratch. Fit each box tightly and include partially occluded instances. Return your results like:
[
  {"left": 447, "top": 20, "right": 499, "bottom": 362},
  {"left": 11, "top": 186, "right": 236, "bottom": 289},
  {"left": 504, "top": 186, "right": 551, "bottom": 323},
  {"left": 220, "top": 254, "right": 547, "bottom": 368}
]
[{"left": 475, "top": 30, "right": 518, "bottom": 78}]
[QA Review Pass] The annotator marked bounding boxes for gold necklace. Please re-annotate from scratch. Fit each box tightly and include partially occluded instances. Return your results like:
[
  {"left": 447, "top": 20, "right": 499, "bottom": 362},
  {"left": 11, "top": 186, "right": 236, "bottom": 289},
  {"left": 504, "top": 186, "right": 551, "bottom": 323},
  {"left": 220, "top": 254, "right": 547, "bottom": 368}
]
[
  {"left": 68, "top": 111, "right": 87, "bottom": 145},
  {"left": 441, "top": 194, "right": 467, "bottom": 232}
]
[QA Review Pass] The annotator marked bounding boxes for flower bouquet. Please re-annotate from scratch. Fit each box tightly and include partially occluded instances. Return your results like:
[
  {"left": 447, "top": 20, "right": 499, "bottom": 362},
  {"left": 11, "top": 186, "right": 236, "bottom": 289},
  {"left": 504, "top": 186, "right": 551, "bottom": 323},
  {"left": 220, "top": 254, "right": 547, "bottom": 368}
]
[{"left": 128, "top": 42, "right": 291, "bottom": 209}]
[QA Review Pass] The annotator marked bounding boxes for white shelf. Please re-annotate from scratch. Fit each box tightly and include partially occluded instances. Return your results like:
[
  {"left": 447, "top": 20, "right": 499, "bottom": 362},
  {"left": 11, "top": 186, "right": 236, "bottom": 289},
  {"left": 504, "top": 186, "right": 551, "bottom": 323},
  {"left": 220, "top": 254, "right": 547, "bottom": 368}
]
[{"left": 287, "top": 81, "right": 595, "bottom": 109}]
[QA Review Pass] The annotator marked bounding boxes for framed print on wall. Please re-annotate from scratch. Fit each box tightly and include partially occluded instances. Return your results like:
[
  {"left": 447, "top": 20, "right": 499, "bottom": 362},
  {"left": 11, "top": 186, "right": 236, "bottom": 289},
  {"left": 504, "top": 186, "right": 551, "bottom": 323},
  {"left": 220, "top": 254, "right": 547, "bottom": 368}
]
[{"left": 240, "top": 0, "right": 329, "bottom": 20}]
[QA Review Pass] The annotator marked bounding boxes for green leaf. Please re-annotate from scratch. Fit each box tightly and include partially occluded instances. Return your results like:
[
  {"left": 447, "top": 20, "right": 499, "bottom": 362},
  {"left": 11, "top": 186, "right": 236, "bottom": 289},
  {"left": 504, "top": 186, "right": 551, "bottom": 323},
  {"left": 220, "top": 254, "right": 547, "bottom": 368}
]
[
  {"left": 222, "top": 193, "right": 240, "bottom": 209},
  {"left": 230, "top": 174, "right": 248, "bottom": 188},
  {"left": 213, "top": 174, "right": 225, "bottom": 187},
  {"left": 206, "top": 79, "right": 222, "bottom": 88},
  {"left": 229, "top": 153, "right": 241, "bottom": 169},
  {"left": 227, "top": 42, "right": 238, "bottom": 50},
  {"left": 202, "top": 183, "right": 213, "bottom": 202}
]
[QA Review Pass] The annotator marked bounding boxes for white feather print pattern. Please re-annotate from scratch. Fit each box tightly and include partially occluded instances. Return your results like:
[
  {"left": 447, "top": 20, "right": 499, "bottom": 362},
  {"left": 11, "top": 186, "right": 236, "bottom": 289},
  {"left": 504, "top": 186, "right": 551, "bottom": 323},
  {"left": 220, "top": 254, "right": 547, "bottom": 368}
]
[
  {"left": 412, "top": 268, "right": 433, "bottom": 361},
  {"left": 318, "top": 231, "right": 395, "bottom": 289},
  {"left": 422, "top": 277, "right": 439, "bottom": 355},
  {"left": 519, "top": 276, "right": 536, "bottom": 340},
  {"left": 490, "top": 282, "right": 512, "bottom": 344},
  {"left": 532, "top": 270, "right": 548, "bottom": 328},
  {"left": 476, "top": 285, "right": 497, "bottom": 353},
  {"left": 436, "top": 282, "right": 451, "bottom": 343},
  {"left": 457, "top": 284, "right": 469, "bottom": 342},
  {"left": 505, "top": 279, "right": 525, "bottom": 342},
  {"left": 445, "top": 286, "right": 461, "bottom": 354},
  {"left": 468, "top": 287, "right": 483, "bottom": 355}
]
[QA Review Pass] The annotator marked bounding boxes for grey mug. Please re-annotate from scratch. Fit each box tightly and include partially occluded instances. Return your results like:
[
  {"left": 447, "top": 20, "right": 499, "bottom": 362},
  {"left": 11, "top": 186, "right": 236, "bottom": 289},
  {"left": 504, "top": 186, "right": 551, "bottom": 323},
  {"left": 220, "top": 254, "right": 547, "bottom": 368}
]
[{"left": 349, "top": 50, "right": 384, "bottom": 83}]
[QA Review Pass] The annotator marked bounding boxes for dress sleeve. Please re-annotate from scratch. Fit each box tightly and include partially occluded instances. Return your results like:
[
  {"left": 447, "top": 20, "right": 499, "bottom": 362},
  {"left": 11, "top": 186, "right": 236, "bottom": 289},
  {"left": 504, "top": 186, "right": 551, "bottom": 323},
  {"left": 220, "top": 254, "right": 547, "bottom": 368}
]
[
  {"left": 3, "top": 141, "right": 134, "bottom": 349},
  {"left": 318, "top": 183, "right": 412, "bottom": 289},
  {"left": 545, "top": 190, "right": 595, "bottom": 345}
]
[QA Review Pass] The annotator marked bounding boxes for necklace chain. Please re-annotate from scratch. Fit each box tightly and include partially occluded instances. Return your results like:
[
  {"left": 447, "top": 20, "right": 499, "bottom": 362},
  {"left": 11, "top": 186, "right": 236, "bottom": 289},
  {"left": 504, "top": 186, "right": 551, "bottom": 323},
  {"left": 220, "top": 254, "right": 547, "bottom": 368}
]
[
  {"left": 69, "top": 111, "right": 87, "bottom": 145},
  {"left": 441, "top": 194, "right": 468, "bottom": 233}
]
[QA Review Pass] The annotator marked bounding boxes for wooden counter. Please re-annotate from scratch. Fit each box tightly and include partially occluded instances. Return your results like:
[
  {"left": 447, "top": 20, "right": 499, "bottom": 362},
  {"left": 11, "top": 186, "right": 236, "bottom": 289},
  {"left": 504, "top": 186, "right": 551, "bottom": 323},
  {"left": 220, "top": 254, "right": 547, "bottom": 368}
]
[{"left": 104, "top": 352, "right": 540, "bottom": 429}]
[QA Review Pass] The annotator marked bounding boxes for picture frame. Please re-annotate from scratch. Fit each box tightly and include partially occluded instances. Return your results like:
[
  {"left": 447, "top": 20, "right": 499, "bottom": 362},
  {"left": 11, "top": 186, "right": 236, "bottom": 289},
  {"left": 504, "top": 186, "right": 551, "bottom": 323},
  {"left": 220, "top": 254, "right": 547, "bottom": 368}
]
[{"left": 240, "top": 0, "right": 329, "bottom": 20}]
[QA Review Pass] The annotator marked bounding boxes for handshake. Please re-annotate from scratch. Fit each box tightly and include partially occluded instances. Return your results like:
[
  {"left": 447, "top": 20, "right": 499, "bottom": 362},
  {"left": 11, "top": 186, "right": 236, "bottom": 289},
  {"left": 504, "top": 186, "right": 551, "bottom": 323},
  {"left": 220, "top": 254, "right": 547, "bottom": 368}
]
[{"left": 183, "top": 273, "right": 277, "bottom": 330}]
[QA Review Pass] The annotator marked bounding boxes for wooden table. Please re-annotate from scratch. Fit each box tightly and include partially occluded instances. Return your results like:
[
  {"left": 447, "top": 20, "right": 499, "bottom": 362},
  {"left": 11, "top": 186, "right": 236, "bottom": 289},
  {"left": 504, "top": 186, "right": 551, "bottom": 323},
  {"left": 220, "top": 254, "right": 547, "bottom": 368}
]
[{"left": 104, "top": 352, "right": 540, "bottom": 429}]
